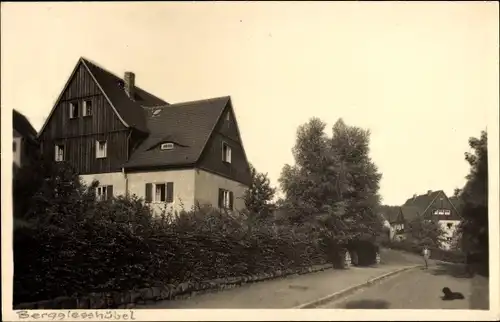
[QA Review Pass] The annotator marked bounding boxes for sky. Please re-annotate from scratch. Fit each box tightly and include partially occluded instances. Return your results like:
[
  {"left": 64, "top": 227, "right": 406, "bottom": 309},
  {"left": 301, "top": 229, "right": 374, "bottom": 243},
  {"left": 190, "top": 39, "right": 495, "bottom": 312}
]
[{"left": 1, "top": 2, "right": 498, "bottom": 205}]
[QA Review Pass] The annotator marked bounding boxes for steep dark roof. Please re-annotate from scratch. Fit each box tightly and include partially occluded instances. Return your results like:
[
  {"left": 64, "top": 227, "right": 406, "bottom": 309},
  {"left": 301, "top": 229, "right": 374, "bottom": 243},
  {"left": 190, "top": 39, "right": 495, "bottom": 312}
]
[
  {"left": 13, "top": 109, "right": 37, "bottom": 141},
  {"left": 404, "top": 190, "right": 441, "bottom": 210},
  {"left": 81, "top": 58, "right": 169, "bottom": 133},
  {"left": 124, "top": 96, "right": 230, "bottom": 169},
  {"left": 400, "top": 206, "right": 421, "bottom": 222}
]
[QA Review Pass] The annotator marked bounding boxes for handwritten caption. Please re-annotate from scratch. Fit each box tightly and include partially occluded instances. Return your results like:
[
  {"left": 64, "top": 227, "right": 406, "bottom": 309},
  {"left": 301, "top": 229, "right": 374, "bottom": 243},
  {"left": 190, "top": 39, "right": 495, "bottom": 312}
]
[{"left": 15, "top": 310, "right": 136, "bottom": 321}]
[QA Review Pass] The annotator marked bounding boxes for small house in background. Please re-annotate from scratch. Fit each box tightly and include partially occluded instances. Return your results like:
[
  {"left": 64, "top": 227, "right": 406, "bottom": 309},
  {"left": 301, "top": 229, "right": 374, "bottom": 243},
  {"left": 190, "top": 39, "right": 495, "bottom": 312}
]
[
  {"left": 385, "top": 190, "right": 462, "bottom": 249},
  {"left": 12, "top": 109, "right": 39, "bottom": 175},
  {"left": 36, "top": 57, "right": 252, "bottom": 214}
]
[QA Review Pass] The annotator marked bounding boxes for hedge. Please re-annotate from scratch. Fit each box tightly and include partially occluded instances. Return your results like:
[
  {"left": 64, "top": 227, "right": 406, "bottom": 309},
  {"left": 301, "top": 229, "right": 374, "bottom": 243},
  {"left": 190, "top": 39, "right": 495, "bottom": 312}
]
[
  {"left": 380, "top": 240, "right": 466, "bottom": 263},
  {"left": 13, "top": 198, "right": 329, "bottom": 305}
]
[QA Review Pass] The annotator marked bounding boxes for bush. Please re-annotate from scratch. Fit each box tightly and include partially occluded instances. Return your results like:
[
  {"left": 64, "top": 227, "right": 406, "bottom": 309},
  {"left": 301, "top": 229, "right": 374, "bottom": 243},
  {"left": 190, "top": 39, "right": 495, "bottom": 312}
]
[
  {"left": 380, "top": 240, "right": 465, "bottom": 264},
  {"left": 14, "top": 195, "right": 329, "bottom": 304}
]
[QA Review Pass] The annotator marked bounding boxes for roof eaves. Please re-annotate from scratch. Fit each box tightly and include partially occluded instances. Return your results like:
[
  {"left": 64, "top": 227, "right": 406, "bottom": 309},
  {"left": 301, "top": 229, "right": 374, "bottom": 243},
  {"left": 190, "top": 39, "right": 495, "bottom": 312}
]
[{"left": 80, "top": 58, "right": 130, "bottom": 129}]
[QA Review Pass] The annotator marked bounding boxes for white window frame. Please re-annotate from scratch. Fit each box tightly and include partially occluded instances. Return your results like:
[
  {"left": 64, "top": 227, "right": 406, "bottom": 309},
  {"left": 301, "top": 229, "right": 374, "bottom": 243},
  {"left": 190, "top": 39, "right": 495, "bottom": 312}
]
[
  {"left": 69, "top": 102, "right": 79, "bottom": 119},
  {"left": 154, "top": 183, "right": 166, "bottom": 202},
  {"left": 55, "top": 144, "right": 65, "bottom": 162},
  {"left": 96, "top": 186, "right": 108, "bottom": 201},
  {"left": 83, "top": 100, "right": 92, "bottom": 117},
  {"left": 96, "top": 140, "right": 107, "bottom": 159},
  {"left": 222, "top": 190, "right": 231, "bottom": 209},
  {"left": 160, "top": 142, "right": 174, "bottom": 150},
  {"left": 222, "top": 142, "right": 232, "bottom": 163}
]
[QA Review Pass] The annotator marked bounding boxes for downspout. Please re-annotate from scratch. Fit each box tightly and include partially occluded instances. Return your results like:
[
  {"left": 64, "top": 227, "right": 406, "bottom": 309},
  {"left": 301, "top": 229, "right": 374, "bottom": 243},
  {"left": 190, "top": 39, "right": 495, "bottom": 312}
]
[{"left": 124, "top": 130, "right": 132, "bottom": 197}]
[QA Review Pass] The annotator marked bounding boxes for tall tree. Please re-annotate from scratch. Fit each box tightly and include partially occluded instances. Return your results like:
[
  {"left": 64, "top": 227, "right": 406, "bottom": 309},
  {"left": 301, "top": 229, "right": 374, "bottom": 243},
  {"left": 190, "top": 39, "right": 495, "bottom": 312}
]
[
  {"left": 243, "top": 164, "right": 276, "bottom": 220},
  {"left": 279, "top": 117, "right": 383, "bottom": 241},
  {"left": 457, "top": 131, "right": 488, "bottom": 260},
  {"left": 406, "top": 216, "right": 445, "bottom": 248}
]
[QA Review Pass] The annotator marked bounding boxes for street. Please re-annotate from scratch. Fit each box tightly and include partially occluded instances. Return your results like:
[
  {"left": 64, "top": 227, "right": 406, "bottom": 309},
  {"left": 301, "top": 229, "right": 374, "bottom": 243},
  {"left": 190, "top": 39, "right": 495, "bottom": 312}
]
[{"left": 318, "top": 262, "right": 489, "bottom": 310}]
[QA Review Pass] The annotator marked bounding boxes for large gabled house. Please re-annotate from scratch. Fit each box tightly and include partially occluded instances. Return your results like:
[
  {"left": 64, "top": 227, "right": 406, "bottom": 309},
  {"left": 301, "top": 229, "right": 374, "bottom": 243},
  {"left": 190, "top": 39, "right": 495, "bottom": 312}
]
[
  {"left": 385, "top": 190, "right": 462, "bottom": 249},
  {"left": 13, "top": 109, "right": 40, "bottom": 175},
  {"left": 37, "top": 57, "right": 252, "bottom": 214}
]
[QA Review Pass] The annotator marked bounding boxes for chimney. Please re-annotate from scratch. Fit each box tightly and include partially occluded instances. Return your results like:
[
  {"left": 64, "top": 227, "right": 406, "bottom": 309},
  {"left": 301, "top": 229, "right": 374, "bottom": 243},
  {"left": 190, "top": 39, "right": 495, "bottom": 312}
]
[
  {"left": 124, "top": 72, "right": 135, "bottom": 100},
  {"left": 427, "top": 190, "right": 432, "bottom": 196}
]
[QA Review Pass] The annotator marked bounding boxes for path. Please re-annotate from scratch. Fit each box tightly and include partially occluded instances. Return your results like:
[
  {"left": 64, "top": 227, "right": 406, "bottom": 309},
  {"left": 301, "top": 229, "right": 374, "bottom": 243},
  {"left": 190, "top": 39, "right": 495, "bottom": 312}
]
[
  {"left": 138, "top": 248, "right": 425, "bottom": 309},
  {"left": 317, "top": 262, "right": 489, "bottom": 310}
]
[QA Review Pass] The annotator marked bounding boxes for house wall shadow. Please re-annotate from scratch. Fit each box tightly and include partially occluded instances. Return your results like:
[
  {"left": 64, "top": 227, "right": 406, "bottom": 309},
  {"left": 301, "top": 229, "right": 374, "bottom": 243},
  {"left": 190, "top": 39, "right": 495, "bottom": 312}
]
[{"left": 342, "top": 299, "right": 390, "bottom": 309}]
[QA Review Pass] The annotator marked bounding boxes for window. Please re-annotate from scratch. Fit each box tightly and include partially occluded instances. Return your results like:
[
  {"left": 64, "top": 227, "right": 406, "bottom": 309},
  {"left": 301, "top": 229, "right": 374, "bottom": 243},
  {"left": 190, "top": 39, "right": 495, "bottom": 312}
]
[
  {"left": 160, "top": 143, "right": 174, "bottom": 150},
  {"left": 433, "top": 209, "right": 451, "bottom": 216},
  {"left": 69, "top": 102, "right": 79, "bottom": 119},
  {"left": 218, "top": 188, "right": 233, "bottom": 210},
  {"left": 145, "top": 182, "right": 174, "bottom": 203},
  {"left": 55, "top": 144, "right": 65, "bottom": 162},
  {"left": 96, "top": 185, "right": 113, "bottom": 201},
  {"left": 83, "top": 100, "right": 92, "bottom": 116},
  {"left": 222, "top": 142, "right": 231, "bottom": 163},
  {"left": 96, "top": 140, "right": 107, "bottom": 159}
]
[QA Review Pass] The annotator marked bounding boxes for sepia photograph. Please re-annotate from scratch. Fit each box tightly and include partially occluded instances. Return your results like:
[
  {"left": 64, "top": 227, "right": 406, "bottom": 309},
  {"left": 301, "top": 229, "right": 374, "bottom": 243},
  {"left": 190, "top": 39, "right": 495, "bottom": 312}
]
[{"left": 1, "top": 1, "right": 499, "bottom": 321}]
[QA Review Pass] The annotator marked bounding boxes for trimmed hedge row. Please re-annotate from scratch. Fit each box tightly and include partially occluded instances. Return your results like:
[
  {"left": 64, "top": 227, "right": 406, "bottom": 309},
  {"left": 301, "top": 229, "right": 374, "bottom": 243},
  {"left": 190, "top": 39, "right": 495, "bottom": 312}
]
[
  {"left": 380, "top": 240, "right": 465, "bottom": 263},
  {"left": 14, "top": 263, "right": 333, "bottom": 309},
  {"left": 14, "top": 199, "right": 329, "bottom": 305}
]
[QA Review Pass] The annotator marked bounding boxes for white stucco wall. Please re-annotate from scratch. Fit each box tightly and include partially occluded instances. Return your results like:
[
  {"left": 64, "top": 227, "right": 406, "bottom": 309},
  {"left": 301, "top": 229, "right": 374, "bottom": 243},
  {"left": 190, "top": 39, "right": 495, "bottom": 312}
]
[
  {"left": 80, "top": 172, "right": 127, "bottom": 196},
  {"left": 127, "top": 169, "right": 196, "bottom": 215},
  {"left": 80, "top": 168, "right": 249, "bottom": 216},
  {"left": 438, "top": 219, "right": 461, "bottom": 250},
  {"left": 194, "top": 169, "right": 248, "bottom": 213}
]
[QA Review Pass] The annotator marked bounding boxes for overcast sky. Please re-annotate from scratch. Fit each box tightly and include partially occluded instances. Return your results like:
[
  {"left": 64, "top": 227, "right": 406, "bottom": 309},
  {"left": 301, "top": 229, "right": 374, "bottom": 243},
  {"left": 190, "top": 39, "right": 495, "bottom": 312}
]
[{"left": 2, "top": 2, "right": 498, "bottom": 205}]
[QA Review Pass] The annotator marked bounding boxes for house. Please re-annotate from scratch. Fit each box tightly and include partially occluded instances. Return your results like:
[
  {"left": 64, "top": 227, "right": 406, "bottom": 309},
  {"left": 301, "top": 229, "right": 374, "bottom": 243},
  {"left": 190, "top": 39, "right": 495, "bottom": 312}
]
[
  {"left": 385, "top": 190, "right": 462, "bottom": 249},
  {"left": 37, "top": 57, "right": 252, "bottom": 214},
  {"left": 13, "top": 109, "right": 39, "bottom": 175}
]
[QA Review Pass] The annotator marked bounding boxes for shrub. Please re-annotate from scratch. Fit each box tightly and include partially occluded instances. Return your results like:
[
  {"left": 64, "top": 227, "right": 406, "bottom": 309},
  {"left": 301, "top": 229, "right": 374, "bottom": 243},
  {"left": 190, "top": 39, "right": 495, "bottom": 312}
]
[{"left": 14, "top": 194, "right": 329, "bottom": 304}]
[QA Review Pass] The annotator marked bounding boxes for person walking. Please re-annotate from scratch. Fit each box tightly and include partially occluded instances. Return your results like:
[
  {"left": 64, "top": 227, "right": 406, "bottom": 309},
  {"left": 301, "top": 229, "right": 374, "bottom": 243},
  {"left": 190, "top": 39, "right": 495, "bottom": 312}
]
[{"left": 422, "top": 246, "right": 431, "bottom": 269}]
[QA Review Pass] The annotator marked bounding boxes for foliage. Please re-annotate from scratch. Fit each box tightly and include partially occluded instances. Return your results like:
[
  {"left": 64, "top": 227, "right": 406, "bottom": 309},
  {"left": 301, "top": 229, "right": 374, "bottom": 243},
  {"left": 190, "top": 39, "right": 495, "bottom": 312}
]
[
  {"left": 243, "top": 164, "right": 276, "bottom": 220},
  {"left": 380, "top": 240, "right": 465, "bottom": 264},
  {"left": 13, "top": 160, "right": 328, "bottom": 304},
  {"left": 406, "top": 216, "right": 445, "bottom": 248},
  {"left": 278, "top": 117, "right": 383, "bottom": 243},
  {"left": 456, "top": 130, "right": 488, "bottom": 263}
]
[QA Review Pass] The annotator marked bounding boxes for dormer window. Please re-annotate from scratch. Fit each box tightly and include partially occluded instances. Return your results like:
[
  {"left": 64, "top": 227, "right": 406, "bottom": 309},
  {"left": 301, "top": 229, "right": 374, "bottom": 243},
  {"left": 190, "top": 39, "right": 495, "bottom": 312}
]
[
  {"left": 69, "top": 102, "right": 79, "bottom": 119},
  {"left": 160, "top": 143, "right": 174, "bottom": 150}
]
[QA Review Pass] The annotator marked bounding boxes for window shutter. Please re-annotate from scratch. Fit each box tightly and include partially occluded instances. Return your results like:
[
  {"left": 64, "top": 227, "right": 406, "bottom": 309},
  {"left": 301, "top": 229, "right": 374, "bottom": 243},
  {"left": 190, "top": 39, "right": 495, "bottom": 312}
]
[
  {"left": 145, "top": 183, "right": 152, "bottom": 202},
  {"left": 218, "top": 189, "right": 224, "bottom": 208},
  {"left": 54, "top": 146, "right": 58, "bottom": 160},
  {"left": 166, "top": 182, "right": 174, "bottom": 203},
  {"left": 229, "top": 191, "right": 234, "bottom": 210},
  {"left": 107, "top": 185, "right": 113, "bottom": 200}
]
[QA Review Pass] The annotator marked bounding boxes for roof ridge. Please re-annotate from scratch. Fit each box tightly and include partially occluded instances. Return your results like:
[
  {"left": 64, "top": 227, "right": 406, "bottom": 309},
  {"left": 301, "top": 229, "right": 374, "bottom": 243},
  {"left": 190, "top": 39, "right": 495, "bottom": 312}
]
[{"left": 168, "top": 96, "right": 230, "bottom": 107}]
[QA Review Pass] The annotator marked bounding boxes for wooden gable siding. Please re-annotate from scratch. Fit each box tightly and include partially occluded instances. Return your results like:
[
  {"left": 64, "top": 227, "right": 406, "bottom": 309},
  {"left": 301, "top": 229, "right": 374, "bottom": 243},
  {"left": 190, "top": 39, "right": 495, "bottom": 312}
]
[
  {"left": 42, "top": 63, "right": 127, "bottom": 138},
  {"left": 44, "top": 132, "right": 128, "bottom": 174},
  {"left": 40, "top": 62, "right": 130, "bottom": 174},
  {"left": 425, "top": 191, "right": 461, "bottom": 221},
  {"left": 198, "top": 106, "right": 251, "bottom": 186}
]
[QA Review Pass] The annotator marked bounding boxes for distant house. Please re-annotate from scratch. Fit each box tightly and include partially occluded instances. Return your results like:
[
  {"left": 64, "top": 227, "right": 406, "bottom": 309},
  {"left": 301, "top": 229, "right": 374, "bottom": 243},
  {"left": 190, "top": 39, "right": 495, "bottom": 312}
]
[
  {"left": 385, "top": 190, "right": 462, "bottom": 249},
  {"left": 13, "top": 109, "right": 39, "bottom": 175},
  {"left": 37, "top": 57, "right": 252, "bottom": 214}
]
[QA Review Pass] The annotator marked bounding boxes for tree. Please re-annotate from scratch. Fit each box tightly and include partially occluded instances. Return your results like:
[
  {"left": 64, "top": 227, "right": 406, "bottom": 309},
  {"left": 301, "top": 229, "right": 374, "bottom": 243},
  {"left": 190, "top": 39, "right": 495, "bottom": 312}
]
[
  {"left": 457, "top": 131, "right": 488, "bottom": 260},
  {"left": 406, "top": 216, "right": 445, "bottom": 248},
  {"left": 278, "top": 117, "right": 383, "bottom": 242},
  {"left": 243, "top": 164, "right": 276, "bottom": 220}
]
